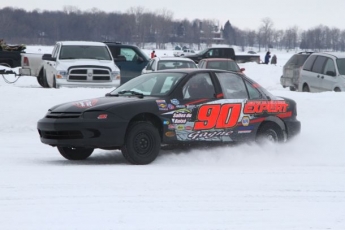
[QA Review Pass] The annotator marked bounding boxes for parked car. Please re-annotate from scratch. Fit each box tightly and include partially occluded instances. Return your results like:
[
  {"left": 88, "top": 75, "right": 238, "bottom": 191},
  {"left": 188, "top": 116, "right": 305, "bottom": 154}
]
[
  {"left": 173, "top": 48, "right": 196, "bottom": 57},
  {"left": 198, "top": 58, "right": 245, "bottom": 73},
  {"left": 280, "top": 52, "right": 313, "bottom": 91},
  {"left": 298, "top": 52, "right": 345, "bottom": 92},
  {"left": 141, "top": 56, "right": 197, "bottom": 74},
  {"left": 103, "top": 42, "right": 150, "bottom": 85},
  {"left": 37, "top": 69, "right": 301, "bottom": 165}
]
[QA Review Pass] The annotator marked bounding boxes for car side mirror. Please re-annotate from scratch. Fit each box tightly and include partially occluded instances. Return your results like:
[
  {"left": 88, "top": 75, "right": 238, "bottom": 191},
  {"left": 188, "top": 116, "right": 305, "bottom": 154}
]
[
  {"left": 137, "top": 56, "right": 144, "bottom": 63},
  {"left": 240, "top": 68, "right": 245, "bottom": 72},
  {"left": 42, "top": 53, "right": 56, "bottom": 61},
  {"left": 326, "top": 70, "right": 336, "bottom": 76}
]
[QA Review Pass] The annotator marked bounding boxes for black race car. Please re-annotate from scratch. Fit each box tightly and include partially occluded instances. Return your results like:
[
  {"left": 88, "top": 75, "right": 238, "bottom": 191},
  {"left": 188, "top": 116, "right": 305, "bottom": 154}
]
[{"left": 37, "top": 69, "right": 301, "bottom": 164}]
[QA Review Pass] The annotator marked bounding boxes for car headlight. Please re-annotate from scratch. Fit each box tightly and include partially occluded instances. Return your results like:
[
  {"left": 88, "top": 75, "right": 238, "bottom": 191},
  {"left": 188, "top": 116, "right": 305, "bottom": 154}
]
[
  {"left": 111, "top": 71, "right": 120, "bottom": 80},
  {"left": 56, "top": 70, "right": 68, "bottom": 79}
]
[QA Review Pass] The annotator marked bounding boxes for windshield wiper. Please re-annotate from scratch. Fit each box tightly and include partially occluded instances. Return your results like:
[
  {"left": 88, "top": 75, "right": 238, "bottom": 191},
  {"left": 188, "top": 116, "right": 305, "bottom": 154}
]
[{"left": 117, "top": 90, "right": 144, "bottom": 98}]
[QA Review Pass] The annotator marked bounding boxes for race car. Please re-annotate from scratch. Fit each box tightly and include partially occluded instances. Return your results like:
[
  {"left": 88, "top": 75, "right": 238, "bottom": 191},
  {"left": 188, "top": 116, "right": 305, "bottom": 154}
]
[{"left": 37, "top": 69, "right": 301, "bottom": 164}]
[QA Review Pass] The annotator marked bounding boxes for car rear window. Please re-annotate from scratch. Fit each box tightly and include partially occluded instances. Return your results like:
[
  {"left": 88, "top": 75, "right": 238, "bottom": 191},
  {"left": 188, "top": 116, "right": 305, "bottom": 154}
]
[{"left": 303, "top": 55, "right": 317, "bottom": 71}]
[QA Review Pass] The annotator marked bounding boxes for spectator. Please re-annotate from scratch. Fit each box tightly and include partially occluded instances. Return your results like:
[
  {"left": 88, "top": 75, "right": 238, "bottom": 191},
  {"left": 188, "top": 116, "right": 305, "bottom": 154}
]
[
  {"left": 271, "top": 54, "right": 277, "bottom": 65},
  {"left": 151, "top": 50, "right": 156, "bottom": 58},
  {"left": 264, "top": 51, "right": 271, "bottom": 64}
]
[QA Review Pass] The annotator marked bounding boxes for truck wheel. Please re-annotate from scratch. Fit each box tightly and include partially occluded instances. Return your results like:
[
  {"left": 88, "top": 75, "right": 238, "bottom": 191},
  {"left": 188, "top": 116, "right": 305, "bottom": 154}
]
[
  {"left": 41, "top": 69, "right": 50, "bottom": 88},
  {"left": 121, "top": 121, "right": 161, "bottom": 165},
  {"left": 57, "top": 147, "right": 94, "bottom": 160},
  {"left": 53, "top": 77, "right": 59, "bottom": 89},
  {"left": 256, "top": 122, "right": 284, "bottom": 143}
]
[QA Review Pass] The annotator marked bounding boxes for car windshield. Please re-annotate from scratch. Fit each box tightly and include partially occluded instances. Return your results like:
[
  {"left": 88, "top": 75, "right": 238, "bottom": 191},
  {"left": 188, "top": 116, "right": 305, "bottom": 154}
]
[
  {"left": 157, "top": 60, "right": 197, "bottom": 70},
  {"left": 336, "top": 58, "right": 345, "bottom": 75},
  {"left": 59, "top": 45, "right": 112, "bottom": 60},
  {"left": 110, "top": 72, "right": 185, "bottom": 96}
]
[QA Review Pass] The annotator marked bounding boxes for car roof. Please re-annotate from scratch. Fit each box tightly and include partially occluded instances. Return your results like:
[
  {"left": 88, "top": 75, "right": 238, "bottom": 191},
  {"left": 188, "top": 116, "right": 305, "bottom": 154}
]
[
  {"left": 156, "top": 68, "right": 238, "bottom": 75},
  {"left": 58, "top": 41, "right": 106, "bottom": 46},
  {"left": 200, "top": 58, "right": 235, "bottom": 61},
  {"left": 154, "top": 56, "right": 195, "bottom": 61},
  {"left": 318, "top": 52, "right": 345, "bottom": 58}
]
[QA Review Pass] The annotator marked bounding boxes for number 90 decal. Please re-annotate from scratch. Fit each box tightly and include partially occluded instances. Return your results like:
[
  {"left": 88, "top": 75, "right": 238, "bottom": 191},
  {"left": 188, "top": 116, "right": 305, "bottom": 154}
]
[{"left": 194, "top": 104, "right": 242, "bottom": 130}]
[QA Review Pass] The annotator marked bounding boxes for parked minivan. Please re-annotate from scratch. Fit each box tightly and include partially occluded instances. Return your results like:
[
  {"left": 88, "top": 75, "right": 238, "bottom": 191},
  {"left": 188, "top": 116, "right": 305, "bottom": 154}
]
[
  {"left": 298, "top": 52, "right": 345, "bottom": 92},
  {"left": 280, "top": 52, "right": 313, "bottom": 91}
]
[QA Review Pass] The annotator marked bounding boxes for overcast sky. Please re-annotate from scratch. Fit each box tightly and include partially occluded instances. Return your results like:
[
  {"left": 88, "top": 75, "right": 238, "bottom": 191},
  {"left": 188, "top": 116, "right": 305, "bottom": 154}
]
[{"left": 1, "top": 0, "right": 345, "bottom": 31}]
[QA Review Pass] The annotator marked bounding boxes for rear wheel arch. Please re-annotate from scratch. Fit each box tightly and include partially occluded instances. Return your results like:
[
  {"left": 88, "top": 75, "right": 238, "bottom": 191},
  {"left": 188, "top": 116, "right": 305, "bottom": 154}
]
[{"left": 256, "top": 117, "right": 286, "bottom": 140}]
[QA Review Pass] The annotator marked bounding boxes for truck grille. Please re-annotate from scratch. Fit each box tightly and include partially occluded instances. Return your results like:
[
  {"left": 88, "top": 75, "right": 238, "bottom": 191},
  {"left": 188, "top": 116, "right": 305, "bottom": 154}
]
[{"left": 68, "top": 67, "right": 111, "bottom": 82}]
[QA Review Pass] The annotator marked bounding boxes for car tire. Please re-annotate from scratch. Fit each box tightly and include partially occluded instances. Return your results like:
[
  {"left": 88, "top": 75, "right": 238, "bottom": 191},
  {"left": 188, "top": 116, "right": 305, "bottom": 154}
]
[
  {"left": 57, "top": 146, "right": 94, "bottom": 160},
  {"left": 42, "top": 69, "right": 50, "bottom": 88},
  {"left": 256, "top": 122, "right": 284, "bottom": 143},
  {"left": 53, "top": 76, "right": 59, "bottom": 89},
  {"left": 37, "top": 71, "right": 44, "bottom": 87},
  {"left": 121, "top": 121, "right": 161, "bottom": 165},
  {"left": 334, "top": 87, "right": 341, "bottom": 92},
  {"left": 302, "top": 84, "right": 310, "bottom": 92},
  {"left": 289, "top": 86, "right": 296, "bottom": 91}
]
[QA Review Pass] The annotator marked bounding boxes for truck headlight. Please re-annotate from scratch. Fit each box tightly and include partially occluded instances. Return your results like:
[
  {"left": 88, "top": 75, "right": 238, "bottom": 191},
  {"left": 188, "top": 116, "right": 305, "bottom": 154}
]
[
  {"left": 56, "top": 71, "right": 68, "bottom": 79},
  {"left": 111, "top": 71, "right": 120, "bottom": 80}
]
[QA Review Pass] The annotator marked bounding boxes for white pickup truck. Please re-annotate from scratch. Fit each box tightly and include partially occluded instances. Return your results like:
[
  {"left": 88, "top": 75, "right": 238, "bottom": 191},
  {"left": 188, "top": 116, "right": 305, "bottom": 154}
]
[{"left": 20, "top": 41, "right": 120, "bottom": 88}]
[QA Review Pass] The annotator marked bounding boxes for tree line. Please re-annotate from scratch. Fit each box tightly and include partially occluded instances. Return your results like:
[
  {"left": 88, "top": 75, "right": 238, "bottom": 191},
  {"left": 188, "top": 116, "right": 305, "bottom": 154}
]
[{"left": 1, "top": 6, "right": 345, "bottom": 52}]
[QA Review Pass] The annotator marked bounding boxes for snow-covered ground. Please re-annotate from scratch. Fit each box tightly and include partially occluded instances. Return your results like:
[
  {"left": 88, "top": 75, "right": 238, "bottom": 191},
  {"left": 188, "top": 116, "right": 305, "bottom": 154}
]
[{"left": 1, "top": 47, "right": 345, "bottom": 230}]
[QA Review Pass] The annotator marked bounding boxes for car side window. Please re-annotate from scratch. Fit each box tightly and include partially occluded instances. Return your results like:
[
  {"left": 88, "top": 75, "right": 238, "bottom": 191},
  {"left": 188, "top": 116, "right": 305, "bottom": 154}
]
[
  {"left": 245, "top": 81, "right": 262, "bottom": 99},
  {"left": 198, "top": 60, "right": 204, "bottom": 68},
  {"left": 182, "top": 73, "right": 215, "bottom": 99},
  {"left": 311, "top": 56, "right": 327, "bottom": 73},
  {"left": 303, "top": 55, "right": 317, "bottom": 71},
  {"left": 323, "top": 58, "right": 336, "bottom": 76},
  {"left": 216, "top": 72, "right": 248, "bottom": 99},
  {"left": 146, "top": 59, "right": 154, "bottom": 71},
  {"left": 120, "top": 48, "right": 140, "bottom": 62}
]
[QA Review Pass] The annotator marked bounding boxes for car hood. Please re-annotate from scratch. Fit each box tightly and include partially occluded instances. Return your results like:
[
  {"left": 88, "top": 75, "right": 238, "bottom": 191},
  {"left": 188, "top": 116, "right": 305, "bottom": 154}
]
[{"left": 49, "top": 96, "right": 153, "bottom": 113}]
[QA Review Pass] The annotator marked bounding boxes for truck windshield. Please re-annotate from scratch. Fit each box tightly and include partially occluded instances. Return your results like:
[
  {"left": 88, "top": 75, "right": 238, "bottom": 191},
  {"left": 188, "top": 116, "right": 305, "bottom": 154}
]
[{"left": 59, "top": 45, "right": 112, "bottom": 60}]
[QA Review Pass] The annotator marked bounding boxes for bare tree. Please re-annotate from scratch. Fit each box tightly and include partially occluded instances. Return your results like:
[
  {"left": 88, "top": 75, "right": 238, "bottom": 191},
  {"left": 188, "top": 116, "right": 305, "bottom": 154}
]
[{"left": 260, "top": 17, "right": 274, "bottom": 50}]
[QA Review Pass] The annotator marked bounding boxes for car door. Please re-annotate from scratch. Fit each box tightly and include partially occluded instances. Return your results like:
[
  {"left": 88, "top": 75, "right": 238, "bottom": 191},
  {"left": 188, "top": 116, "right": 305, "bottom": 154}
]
[
  {"left": 320, "top": 57, "right": 337, "bottom": 91},
  {"left": 304, "top": 55, "right": 327, "bottom": 92},
  {"left": 111, "top": 46, "right": 149, "bottom": 84},
  {"left": 171, "top": 72, "right": 218, "bottom": 142}
]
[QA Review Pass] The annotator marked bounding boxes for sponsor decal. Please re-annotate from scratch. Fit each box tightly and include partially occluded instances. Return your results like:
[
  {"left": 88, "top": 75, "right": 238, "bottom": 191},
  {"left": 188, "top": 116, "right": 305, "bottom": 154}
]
[
  {"left": 242, "top": 116, "right": 250, "bottom": 126},
  {"left": 176, "top": 125, "right": 185, "bottom": 130},
  {"left": 244, "top": 101, "right": 288, "bottom": 114},
  {"left": 238, "top": 130, "right": 252, "bottom": 134},
  {"left": 165, "top": 131, "right": 175, "bottom": 137},
  {"left": 172, "top": 118, "right": 187, "bottom": 124},
  {"left": 185, "top": 126, "right": 193, "bottom": 131},
  {"left": 168, "top": 124, "right": 175, "bottom": 130},
  {"left": 168, "top": 104, "right": 175, "bottom": 110},
  {"left": 74, "top": 99, "right": 98, "bottom": 108},
  {"left": 175, "top": 105, "right": 186, "bottom": 108},
  {"left": 156, "top": 100, "right": 168, "bottom": 111},
  {"left": 173, "top": 113, "right": 192, "bottom": 118},
  {"left": 163, "top": 120, "right": 170, "bottom": 125},
  {"left": 188, "top": 131, "right": 233, "bottom": 140},
  {"left": 170, "top": 99, "right": 180, "bottom": 105}
]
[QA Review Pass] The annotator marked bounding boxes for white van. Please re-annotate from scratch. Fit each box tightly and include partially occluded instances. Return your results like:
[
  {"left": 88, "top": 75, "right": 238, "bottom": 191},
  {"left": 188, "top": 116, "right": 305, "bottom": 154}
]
[{"left": 298, "top": 52, "right": 345, "bottom": 92}]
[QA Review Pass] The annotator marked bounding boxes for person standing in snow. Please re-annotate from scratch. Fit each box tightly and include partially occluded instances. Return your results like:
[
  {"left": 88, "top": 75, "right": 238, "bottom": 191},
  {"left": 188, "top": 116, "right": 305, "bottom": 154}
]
[
  {"left": 271, "top": 54, "right": 277, "bottom": 65},
  {"left": 264, "top": 51, "right": 271, "bottom": 64},
  {"left": 151, "top": 50, "right": 156, "bottom": 58}
]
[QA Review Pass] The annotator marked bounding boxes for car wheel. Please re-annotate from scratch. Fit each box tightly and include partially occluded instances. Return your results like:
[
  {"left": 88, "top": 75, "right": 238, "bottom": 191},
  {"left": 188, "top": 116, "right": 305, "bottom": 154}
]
[
  {"left": 256, "top": 122, "right": 284, "bottom": 143},
  {"left": 334, "top": 87, "right": 341, "bottom": 92},
  {"left": 53, "top": 76, "right": 59, "bottom": 89},
  {"left": 57, "top": 147, "right": 94, "bottom": 160},
  {"left": 302, "top": 84, "right": 310, "bottom": 92},
  {"left": 289, "top": 86, "right": 296, "bottom": 91},
  {"left": 121, "top": 121, "right": 161, "bottom": 165},
  {"left": 42, "top": 69, "right": 50, "bottom": 88}
]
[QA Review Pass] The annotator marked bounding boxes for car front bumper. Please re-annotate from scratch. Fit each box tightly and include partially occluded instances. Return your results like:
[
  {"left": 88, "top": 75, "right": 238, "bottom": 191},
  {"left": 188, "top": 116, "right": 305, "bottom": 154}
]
[{"left": 37, "top": 116, "right": 127, "bottom": 148}]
